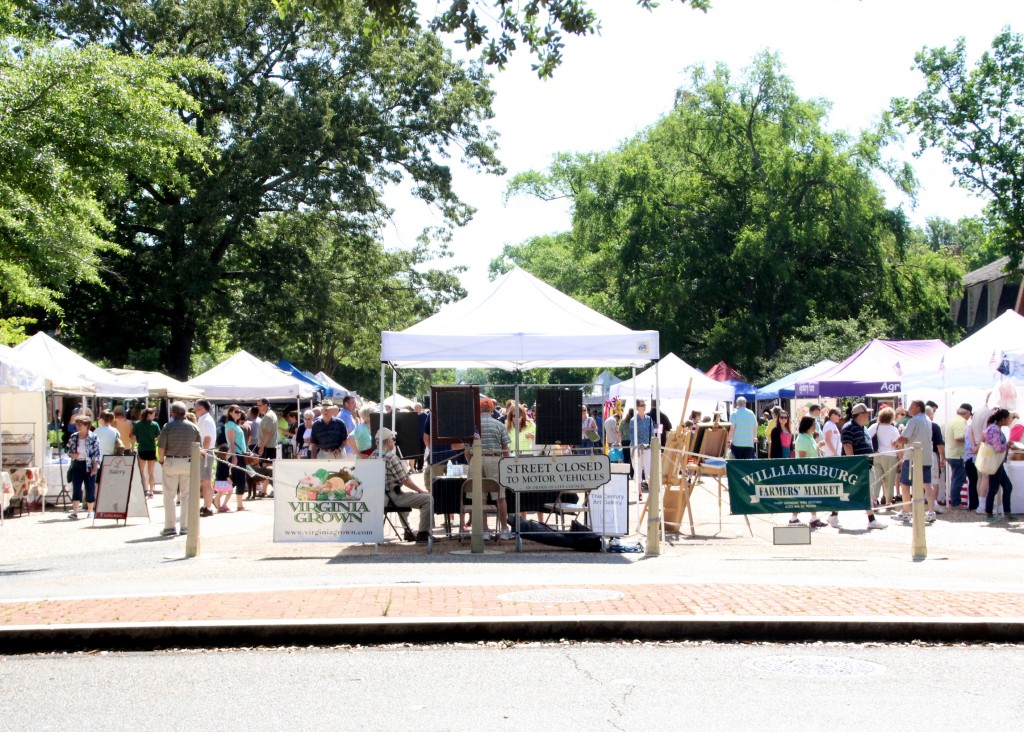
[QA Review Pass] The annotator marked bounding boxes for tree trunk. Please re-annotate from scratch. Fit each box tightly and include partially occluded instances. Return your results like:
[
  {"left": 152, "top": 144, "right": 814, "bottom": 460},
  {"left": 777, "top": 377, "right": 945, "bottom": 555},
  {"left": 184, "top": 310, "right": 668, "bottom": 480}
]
[{"left": 167, "top": 308, "right": 197, "bottom": 381}]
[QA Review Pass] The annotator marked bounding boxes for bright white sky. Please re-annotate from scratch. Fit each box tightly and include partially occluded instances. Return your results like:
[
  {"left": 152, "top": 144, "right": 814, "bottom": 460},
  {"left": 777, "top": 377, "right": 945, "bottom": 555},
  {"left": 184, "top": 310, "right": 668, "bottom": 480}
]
[{"left": 384, "top": 0, "right": 1019, "bottom": 295}]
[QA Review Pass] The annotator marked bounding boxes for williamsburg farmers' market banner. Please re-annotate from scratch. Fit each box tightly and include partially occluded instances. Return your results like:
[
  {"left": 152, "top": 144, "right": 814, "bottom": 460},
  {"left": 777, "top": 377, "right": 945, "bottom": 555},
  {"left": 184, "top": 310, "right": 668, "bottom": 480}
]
[
  {"left": 727, "top": 457, "right": 871, "bottom": 514},
  {"left": 274, "top": 459, "right": 385, "bottom": 542}
]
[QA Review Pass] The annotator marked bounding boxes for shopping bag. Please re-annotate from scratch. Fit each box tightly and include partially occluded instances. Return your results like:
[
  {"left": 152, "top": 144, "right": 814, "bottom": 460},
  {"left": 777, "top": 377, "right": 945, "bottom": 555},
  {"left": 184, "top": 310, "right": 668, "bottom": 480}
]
[{"left": 975, "top": 442, "right": 1005, "bottom": 475}]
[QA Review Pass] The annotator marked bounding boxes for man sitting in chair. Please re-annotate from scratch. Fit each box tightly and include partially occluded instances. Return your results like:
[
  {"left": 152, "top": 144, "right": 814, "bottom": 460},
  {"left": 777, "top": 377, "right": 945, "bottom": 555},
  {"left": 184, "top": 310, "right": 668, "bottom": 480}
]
[{"left": 373, "top": 427, "right": 432, "bottom": 543}]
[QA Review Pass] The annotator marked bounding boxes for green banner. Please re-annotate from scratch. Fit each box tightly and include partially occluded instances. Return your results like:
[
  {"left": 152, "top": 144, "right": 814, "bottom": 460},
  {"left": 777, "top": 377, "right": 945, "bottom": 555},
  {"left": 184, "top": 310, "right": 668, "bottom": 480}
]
[{"left": 727, "top": 456, "right": 871, "bottom": 514}]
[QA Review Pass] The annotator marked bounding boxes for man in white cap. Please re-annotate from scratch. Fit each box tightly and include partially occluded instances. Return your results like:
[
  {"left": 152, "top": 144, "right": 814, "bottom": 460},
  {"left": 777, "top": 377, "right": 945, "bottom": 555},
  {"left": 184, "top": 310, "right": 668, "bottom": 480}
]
[{"left": 373, "top": 427, "right": 432, "bottom": 542}]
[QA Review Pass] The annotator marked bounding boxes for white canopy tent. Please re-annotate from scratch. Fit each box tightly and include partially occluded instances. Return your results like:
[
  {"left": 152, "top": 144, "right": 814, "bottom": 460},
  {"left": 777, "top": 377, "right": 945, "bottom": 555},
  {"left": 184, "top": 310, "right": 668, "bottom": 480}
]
[
  {"left": 185, "top": 350, "right": 316, "bottom": 400},
  {"left": 609, "top": 353, "right": 734, "bottom": 403},
  {"left": 107, "top": 369, "right": 205, "bottom": 400},
  {"left": 381, "top": 267, "right": 658, "bottom": 370},
  {"left": 313, "top": 371, "right": 350, "bottom": 397},
  {"left": 0, "top": 345, "right": 49, "bottom": 476},
  {"left": 0, "top": 344, "right": 45, "bottom": 393},
  {"left": 902, "top": 310, "right": 1024, "bottom": 391},
  {"left": 13, "top": 332, "right": 143, "bottom": 396}
]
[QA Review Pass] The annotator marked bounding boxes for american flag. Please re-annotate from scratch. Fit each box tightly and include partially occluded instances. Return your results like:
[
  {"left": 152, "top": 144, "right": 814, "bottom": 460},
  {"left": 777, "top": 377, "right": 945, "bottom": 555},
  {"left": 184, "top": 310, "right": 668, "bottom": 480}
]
[
  {"left": 990, "top": 350, "right": 998, "bottom": 370},
  {"left": 939, "top": 355, "right": 946, "bottom": 374},
  {"left": 893, "top": 361, "right": 903, "bottom": 377}
]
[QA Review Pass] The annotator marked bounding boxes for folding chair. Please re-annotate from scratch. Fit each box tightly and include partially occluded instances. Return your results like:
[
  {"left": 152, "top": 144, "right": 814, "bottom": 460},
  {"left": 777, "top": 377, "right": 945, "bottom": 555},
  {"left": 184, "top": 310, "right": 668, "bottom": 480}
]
[
  {"left": 383, "top": 497, "right": 415, "bottom": 541},
  {"left": 459, "top": 478, "right": 500, "bottom": 539}
]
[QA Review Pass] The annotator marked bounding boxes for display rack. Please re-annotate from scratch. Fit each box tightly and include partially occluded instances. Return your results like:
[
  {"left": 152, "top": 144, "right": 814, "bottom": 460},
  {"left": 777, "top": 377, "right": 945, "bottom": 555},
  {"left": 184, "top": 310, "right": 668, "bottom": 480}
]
[{"left": 1, "top": 424, "right": 34, "bottom": 471}]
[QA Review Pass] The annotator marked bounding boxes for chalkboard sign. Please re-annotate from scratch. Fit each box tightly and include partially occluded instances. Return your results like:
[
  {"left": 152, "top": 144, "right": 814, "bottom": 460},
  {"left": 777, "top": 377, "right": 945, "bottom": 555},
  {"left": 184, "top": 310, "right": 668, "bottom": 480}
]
[
  {"left": 370, "top": 411, "right": 421, "bottom": 460},
  {"left": 94, "top": 455, "right": 148, "bottom": 522},
  {"left": 535, "top": 388, "right": 583, "bottom": 446},
  {"left": 430, "top": 386, "right": 480, "bottom": 443}
]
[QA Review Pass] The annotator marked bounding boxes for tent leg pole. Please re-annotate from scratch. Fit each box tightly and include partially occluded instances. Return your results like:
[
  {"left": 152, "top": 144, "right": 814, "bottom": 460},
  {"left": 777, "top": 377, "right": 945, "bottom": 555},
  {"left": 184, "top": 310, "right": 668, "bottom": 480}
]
[{"left": 378, "top": 364, "right": 386, "bottom": 453}]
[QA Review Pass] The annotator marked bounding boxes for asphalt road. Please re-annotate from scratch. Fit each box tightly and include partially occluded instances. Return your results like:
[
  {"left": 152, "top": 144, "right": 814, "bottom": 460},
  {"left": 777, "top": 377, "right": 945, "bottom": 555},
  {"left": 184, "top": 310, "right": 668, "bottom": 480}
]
[{"left": 3, "top": 642, "right": 1022, "bottom": 731}]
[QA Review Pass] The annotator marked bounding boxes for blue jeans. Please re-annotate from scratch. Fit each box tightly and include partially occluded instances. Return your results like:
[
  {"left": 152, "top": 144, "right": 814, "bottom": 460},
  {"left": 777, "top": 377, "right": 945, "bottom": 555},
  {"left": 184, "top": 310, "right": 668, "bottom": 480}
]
[
  {"left": 70, "top": 460, "right": 96, "bottom": 504},
  {"left": 985, "top": 463, "right": 1013, "bottom": 514},
  {"left": 946, "top": 458, "right": 966, "bottom": 506}
]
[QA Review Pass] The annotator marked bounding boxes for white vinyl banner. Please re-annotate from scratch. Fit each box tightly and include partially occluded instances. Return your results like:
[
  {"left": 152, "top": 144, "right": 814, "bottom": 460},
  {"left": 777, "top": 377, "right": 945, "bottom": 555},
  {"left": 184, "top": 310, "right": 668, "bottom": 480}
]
[{"left": 273, "top": 459, "right": 385, "bottom": 542}]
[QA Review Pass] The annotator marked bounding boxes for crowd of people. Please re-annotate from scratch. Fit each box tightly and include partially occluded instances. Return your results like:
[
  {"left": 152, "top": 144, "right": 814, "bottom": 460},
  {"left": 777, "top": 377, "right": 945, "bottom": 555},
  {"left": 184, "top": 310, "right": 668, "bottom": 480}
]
[{"left": 729, "top": 394, "right": 1022, "bottom": 529}]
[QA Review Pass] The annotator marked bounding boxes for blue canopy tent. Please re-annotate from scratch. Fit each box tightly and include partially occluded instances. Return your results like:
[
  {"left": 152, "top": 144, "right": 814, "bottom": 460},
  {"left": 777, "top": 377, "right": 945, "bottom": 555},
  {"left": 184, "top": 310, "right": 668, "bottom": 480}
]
[
  {"left": 276, "top": 359, "right": 330, "bottom": 398},
  {"left": 720, "top": 379, "right": 757, "bottom": 402},
  {"left": 755, "top": 360, "right": 837, "bottom": 401}
]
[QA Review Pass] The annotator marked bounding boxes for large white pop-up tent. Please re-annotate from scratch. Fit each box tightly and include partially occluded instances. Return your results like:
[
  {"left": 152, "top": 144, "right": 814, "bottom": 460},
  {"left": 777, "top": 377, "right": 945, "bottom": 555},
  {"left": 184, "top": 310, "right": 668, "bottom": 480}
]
[
  {"left": 185, "top": 350, "right": 316, "bottom": 400},
  {"left": 382, "top": 267, "right": 658, "bottom": 370},
  {"left": 13, "top": 332, "right": 145, "bottom": 396}
]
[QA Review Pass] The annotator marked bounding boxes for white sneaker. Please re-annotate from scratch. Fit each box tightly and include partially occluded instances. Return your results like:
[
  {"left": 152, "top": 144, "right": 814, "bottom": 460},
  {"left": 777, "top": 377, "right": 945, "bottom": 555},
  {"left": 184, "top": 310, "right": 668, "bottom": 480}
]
[
  {"left": 86, "top": 511, "right": 95, "bottom": 519},
  {"left": 67, "top": 512, "right": 78, "bottom": 520},
  {"left": 925, "top": 511, "right": 937, "bottom": 523},
  {"left": 867, "top": 519, "right": 887, "bottom": 530},
  {"left": 498, "top": 531, "right": 514, "bottom": 541},
  {"left": 934, "top": 505, "right": 945, "bottom": 514},
  {"left": 827, "top": 515, "right": 840, "bottom": 529},
  {"left": 976, "top": 507, "right": 987, "bottom": 515},
  {"left": 894, "top": 511, "right": 910, "bottom": 522}
]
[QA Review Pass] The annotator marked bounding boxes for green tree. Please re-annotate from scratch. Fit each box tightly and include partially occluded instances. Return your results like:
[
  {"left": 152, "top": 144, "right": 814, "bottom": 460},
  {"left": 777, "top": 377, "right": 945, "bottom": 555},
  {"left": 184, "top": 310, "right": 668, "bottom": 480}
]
[
  {"left": 275, "top": 0, "right": 711, "bottom": 78},
  {"left": 0, "top": 19, "right": 208, "bottom": 340},
  {"left": 33, "top": 0, "right": 501, "bottom": 378},
  {"left": 893, "top": 27, "right": 1024, "bottom": 268},
  {"left": 504, "top": 52, "right": 962, "bottom": 380},
  {"left": 917, "top": 215, "right": 1001, "bottom": 270},
  {"left": 227, "top": 211, "right": 465, "bottom": 392}
]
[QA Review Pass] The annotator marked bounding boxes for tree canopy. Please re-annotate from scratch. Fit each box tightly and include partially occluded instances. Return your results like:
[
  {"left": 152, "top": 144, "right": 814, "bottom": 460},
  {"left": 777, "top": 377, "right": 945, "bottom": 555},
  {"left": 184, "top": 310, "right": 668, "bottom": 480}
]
[
  {"left": 0, "top": 9, "right": 208, "bottom": 342},
  {"left": 275, "top": 0, "right": 711, "bottom": 78},
  {"left": 25, "top": 0, "right": 501, "bottom": 379},
  {"left": 894, "top": 26, "right": 1024, "bottom": 269},
  {"left": 498, "top": 52, "right": 963, "bottom": 380}
]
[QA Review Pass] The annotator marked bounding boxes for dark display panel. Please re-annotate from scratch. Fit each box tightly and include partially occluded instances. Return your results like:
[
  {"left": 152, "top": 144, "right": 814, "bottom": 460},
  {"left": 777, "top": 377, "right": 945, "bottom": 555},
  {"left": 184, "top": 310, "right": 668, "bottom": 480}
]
[
  {"left": 430, "top": 386, "right": 481, "bottom": 443},
  {"left": 535, "top": 388, "right": 583, "bottom": 446}
]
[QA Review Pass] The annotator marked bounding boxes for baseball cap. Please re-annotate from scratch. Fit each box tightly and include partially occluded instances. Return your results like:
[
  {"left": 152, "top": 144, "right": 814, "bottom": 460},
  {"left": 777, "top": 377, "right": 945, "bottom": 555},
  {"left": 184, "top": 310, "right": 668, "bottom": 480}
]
[
  {"left": 480, "top": 397, "right": 496, "bottom": 411},
  {"left": 851, "top": 403, "right": 872, "bottom": 416}
]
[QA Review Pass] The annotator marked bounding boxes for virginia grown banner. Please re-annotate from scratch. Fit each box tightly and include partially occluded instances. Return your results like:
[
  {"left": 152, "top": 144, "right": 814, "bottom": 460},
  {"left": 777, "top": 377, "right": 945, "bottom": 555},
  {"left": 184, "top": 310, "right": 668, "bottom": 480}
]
[
  {"left": 727, "top": 456, "right": 871, "bottom": 514},
  {"left": 273, "top": 459, "right": 385, "bottom": 542}
]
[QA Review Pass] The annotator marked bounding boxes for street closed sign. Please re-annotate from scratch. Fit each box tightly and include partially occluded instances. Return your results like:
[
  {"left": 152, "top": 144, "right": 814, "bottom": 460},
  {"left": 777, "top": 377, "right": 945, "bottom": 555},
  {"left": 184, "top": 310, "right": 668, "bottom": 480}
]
[
  {"left": 499, "top": 455, "right": 611, "bottom": 492},
  {"left": 727, "top": 456, "right": 871, "bottom": 514}
]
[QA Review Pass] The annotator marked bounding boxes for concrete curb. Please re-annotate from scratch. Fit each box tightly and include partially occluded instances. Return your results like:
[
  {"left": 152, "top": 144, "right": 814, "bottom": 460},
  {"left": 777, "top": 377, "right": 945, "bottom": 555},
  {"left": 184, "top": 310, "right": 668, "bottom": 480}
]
[{"left": 3, "top": 615, "right": 1024, "bottom": 653}]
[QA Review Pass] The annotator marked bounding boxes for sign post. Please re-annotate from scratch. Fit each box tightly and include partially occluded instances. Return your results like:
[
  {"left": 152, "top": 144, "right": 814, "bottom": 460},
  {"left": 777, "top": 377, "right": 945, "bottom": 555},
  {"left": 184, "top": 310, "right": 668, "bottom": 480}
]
[
  {"left": 471, "top": 440, "right": 484, "bottom": 554},
  {"left": 646, "top": 439, "right": 662, "bottom": 556},
  {"left": 185, "top": 442, "right": 201, "bottom": 558},
  {"left": 912, "top": 442, "right": 927, "bottom": 560}
]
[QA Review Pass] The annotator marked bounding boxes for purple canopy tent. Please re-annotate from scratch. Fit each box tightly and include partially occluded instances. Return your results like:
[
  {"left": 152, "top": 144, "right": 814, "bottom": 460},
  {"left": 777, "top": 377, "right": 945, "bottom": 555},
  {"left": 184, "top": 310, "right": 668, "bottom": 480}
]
[{"left": 794, "top": 339, "right": 949, "bottom": 398}]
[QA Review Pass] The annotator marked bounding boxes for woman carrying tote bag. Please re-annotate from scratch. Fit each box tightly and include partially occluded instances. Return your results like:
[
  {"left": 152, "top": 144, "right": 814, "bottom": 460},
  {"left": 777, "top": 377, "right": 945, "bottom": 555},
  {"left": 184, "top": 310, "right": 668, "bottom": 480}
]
[{"left": 979, "top": 409, "right": 1021, "bottom": 519}]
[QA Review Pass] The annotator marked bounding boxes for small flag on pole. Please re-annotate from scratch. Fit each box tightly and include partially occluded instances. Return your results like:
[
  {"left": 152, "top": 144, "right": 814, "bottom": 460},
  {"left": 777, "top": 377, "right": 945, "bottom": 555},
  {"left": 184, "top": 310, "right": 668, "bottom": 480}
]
[
  {"left": 989, "top": 350, "right": 998, "bottom": 370},
  {"left": 893, "top": 361, "right": 903, "bottom": 377},
  {"left": 939, "top": 355, "right": 946, "bottom": 374}
]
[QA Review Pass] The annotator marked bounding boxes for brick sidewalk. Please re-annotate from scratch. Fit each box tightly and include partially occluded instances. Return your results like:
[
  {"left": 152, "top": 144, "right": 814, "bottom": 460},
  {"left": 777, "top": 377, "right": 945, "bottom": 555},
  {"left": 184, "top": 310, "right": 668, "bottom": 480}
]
[{"left": 2, "top": 582, "right": 1023, "bottom": 627}]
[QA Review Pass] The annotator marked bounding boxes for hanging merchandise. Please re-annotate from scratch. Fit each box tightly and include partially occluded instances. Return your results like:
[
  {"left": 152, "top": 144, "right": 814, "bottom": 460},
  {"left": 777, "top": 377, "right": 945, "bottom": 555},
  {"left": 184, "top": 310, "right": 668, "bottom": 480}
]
[{"left": 998, "top": 379, "right": 1018, "bottom": 410}]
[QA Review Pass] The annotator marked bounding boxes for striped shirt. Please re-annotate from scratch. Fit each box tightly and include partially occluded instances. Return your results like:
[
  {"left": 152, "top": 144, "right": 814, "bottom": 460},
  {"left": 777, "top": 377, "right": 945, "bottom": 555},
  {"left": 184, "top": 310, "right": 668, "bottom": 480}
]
[{"left": 157, "top": 419, "right": 202, "bottom": 458}]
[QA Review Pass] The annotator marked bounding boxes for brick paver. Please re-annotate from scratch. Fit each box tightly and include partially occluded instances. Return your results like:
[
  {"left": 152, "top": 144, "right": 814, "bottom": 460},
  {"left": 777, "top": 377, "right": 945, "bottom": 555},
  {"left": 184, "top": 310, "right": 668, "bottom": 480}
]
[{"left": 1, "top": 582, "right": 1022, "bottom": 627}]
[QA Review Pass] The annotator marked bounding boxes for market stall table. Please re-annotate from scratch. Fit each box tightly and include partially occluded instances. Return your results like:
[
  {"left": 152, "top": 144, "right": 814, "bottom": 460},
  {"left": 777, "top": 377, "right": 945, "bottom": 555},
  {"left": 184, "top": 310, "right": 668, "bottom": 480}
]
[{"left": 999, "top": 460, "right": 1024, "bottom": 513}]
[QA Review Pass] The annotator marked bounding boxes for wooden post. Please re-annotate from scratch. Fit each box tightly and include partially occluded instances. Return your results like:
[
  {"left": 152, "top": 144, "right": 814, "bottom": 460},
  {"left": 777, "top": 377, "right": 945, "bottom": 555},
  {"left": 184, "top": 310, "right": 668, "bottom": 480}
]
[
  {"left": 471, "top": 439, "right": 484, "bottom": 554},
  {"left": 185, "top": 442, "right": 201, "bottom": 558},
  {"left": 646, "top": 439, "right": 662, "bottom": 556},
  {"left": 912, "top": 442, "right": 927, "bottom": 560}
]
